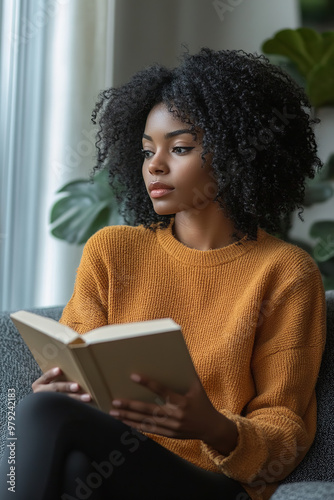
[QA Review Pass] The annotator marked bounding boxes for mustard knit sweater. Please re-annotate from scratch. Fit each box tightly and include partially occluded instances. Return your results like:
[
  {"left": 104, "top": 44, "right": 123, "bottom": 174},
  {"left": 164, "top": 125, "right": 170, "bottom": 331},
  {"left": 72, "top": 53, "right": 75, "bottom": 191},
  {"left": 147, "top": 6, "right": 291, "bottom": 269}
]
[{"left": 60, "top": 224, "right": 326, "bottom": 500}]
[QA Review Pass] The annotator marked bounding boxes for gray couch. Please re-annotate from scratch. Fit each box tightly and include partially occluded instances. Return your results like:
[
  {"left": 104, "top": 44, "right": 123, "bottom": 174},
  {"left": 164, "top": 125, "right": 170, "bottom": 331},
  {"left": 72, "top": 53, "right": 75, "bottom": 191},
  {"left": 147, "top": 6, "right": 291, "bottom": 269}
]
[{"left": 1, "top": 293, "right": 333, "bottom": 498}]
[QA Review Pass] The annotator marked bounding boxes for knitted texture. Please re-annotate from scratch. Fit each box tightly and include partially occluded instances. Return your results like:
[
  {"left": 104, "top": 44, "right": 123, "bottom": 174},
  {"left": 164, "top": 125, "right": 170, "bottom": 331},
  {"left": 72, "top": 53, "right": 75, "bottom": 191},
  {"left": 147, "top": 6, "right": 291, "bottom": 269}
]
[{"left": 60, "top": 224, "right": 326, "bottom": 500}]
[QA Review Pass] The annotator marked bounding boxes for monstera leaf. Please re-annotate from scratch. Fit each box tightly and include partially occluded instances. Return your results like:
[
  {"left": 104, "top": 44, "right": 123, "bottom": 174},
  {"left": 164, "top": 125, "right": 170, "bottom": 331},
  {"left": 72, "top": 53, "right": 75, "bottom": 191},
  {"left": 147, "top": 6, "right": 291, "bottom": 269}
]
[
  {"left": 50, "top": 169, "right": 120, "bottom": 244},
  {"left": 262, "top": 28, "right": 334, "bottom": 107},
  {"left": 310, "top": 221, "right": 334, "bottom": 262}
]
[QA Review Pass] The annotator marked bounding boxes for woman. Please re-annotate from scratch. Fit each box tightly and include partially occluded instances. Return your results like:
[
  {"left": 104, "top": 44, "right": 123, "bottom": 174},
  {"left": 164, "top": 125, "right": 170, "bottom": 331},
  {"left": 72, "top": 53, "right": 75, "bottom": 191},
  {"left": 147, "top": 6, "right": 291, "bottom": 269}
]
[{"left": 0, "top": 48, "right": 326, "bottom": 500}]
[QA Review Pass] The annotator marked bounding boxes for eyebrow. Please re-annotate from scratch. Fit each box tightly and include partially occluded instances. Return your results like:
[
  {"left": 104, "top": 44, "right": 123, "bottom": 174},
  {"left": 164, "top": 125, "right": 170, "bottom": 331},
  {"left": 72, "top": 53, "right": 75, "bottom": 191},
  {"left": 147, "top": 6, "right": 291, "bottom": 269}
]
[{"left": 142, "top": 129, "right": 196, "bottom": 141}]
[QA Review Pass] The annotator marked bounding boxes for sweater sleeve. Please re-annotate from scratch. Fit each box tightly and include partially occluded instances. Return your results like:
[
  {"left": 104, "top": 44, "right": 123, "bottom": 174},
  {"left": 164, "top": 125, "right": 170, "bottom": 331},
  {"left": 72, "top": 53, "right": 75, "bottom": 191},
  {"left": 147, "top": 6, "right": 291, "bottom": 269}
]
[
  {"left": 201, "top": 257, "right": 326, "bottom": 493},
  {"left": 59, "top": 231, "right": 109, "bottom": 333}
]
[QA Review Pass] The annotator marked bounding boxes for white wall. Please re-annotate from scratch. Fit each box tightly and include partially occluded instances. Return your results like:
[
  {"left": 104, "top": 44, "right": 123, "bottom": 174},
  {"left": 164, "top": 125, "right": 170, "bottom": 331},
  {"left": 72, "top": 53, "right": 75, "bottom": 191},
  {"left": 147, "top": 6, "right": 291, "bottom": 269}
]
[{"left": 113, "top": 0, "right": 300, "bottom": 85}]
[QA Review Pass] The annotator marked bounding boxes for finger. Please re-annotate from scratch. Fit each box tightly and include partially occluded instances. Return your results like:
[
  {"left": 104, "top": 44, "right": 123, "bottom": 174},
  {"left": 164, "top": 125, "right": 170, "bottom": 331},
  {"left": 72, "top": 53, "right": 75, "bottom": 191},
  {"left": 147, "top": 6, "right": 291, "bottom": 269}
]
[
  {"left": 111, "top": 398, "right": 158, "bottom": 416},
  {"left": 33, "top": 381, "right": 91, "bottom": 401},
  {"left": 130, "top": 374, "right": 182, "bottom": 403},
  {"left": 109, "top": 403, "right": 182, "bottom": 429},
  {"left": 116, "top": 416, "right": 180, "bottom": 438},
  {"left": 33, "top": 380, "right": 77, "bottom": 393},
  {"left": 113, "top": 398, "right": 182, "bottom": 420},
  {"left": 53, "top": 381, "right": 82, "bottom": 393},
  {"left": 33, "top": 367, "right": 63, "bottom": 386},
  {"left": 69, "top": 393, "right": 92, "bottom": 403}
]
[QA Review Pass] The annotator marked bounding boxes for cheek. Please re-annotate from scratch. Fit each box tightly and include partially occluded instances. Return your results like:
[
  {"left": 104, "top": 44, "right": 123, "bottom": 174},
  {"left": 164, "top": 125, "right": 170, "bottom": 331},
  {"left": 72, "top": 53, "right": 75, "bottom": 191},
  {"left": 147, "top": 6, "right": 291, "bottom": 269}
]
[
  {"left": 142, "top": 164, "right": 148, "bottom": 184},
  {"left": 203, "top": 175, "right": 218, "bottom": 199},
  {"left": 194, "top": 168, "right": 218, "bottom": 199}
]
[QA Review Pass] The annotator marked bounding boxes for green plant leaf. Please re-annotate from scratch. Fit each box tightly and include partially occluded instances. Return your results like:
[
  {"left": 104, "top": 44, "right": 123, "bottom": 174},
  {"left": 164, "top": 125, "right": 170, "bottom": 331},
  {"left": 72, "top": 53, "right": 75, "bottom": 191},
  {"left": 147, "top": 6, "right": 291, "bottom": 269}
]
[
  {"left": 262, "top": 27, "right": 334, "bottom": 107},
  {"left": 310, "top": 220, "right": 334, "bottom": 238},
  {"left": 50, "top": 169, "right": 119, "bottom": 245},
  {"left": 310, "top": 221, "right": 334, "bottom": 262},
  {"left": 321, "top": 32, "right": 334, "bottom": 63},
  {"left": 262, "top": 28, "right": 319, "bottom": 77},
  {"left": 297, "top": 27, "right": 325, "bottom": 63},
  {"left": 307, "top": 60, "right": 334, "bottom": 107}
]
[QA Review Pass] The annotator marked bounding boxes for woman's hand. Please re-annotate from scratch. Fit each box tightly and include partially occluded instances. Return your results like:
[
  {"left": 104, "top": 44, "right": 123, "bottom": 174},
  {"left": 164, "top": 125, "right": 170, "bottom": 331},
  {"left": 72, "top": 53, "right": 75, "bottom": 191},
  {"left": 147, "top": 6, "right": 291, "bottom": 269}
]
[
  {"left": 109, "top": 374, "right": 238, "bottom": 456},
  {"left": 32, "top": 367, "right": 91, "bottom": 403}
]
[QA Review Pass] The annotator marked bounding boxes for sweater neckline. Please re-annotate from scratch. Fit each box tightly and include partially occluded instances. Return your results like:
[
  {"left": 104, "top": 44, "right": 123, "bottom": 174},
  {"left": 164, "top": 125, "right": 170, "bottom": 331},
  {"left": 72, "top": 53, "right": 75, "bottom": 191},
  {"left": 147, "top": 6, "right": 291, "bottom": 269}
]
[{"left": 156, "top": 223, "right": 266, "bottom": 267}]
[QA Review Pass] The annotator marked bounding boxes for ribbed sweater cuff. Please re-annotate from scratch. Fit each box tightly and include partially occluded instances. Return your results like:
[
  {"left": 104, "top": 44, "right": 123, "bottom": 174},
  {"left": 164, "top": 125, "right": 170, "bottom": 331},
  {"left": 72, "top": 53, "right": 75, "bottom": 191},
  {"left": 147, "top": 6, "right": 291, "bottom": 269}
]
[{"left": 201, "top": 411, "right": 268, "bottom": 484}]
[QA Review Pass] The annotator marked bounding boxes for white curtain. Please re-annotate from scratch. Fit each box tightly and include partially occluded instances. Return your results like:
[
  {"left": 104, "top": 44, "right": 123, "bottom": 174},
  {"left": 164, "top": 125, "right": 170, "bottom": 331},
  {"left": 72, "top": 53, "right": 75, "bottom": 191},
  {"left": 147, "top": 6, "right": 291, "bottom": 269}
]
[
  {"left": 0, "top": 0, "right": 115, "bottom": 311},
  {"left": 1, "top": 0, "right": 50, "bottom": 311}
]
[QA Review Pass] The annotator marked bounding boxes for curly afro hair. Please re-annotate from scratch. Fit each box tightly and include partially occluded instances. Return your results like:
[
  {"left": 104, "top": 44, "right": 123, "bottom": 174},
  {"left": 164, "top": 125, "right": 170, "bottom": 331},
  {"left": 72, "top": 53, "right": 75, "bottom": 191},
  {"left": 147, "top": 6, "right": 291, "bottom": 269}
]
[{"left": 91, "top": 47, "right": 322, "bottom": 239}]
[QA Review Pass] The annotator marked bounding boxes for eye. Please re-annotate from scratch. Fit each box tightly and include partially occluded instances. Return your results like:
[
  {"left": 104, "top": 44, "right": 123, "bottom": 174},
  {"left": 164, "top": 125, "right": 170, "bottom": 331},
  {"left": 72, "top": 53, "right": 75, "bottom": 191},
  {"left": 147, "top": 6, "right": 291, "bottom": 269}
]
[
  {"left": 141, "top": 149, "right": 154, "bottom": 159},
  {"left": 172, "top": 147, "right": 195, "bottom": 155}
]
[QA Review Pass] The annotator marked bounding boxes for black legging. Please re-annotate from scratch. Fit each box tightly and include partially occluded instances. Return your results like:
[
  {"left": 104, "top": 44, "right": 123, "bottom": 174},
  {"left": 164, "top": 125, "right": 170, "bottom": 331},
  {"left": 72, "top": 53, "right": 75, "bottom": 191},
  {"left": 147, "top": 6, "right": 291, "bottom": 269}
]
[{"left": 0, "top": 392, "right": 251, "bottom": 499}]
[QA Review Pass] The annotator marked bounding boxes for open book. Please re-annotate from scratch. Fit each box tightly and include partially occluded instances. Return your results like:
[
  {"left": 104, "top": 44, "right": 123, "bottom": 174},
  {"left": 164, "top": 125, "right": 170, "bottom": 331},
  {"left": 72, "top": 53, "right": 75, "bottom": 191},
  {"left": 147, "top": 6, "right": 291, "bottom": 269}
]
[{"left": 11, "top": 311, "right": 197, "bottom": 412}]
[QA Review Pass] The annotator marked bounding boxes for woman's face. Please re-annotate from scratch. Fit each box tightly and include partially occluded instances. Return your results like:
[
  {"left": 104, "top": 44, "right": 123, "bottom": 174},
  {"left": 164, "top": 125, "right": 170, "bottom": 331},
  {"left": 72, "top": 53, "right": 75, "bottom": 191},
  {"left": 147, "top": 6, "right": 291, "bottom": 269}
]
[{"left": 142, "top": 103, "right": 218, "bottom": 216}]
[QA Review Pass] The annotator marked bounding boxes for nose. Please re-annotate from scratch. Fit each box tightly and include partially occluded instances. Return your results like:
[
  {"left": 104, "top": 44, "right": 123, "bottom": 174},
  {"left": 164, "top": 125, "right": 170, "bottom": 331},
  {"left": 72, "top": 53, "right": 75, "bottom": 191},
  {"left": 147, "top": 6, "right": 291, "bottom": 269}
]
[{"left": 148, "top": 151, "right": 169, "bottom": 175}]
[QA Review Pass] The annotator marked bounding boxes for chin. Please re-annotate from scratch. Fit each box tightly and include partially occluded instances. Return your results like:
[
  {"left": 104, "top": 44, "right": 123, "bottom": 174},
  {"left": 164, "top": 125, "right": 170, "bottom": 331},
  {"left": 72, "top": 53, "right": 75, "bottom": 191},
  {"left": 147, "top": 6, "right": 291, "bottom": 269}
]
[
  {"left": 151, "top": 202, "right": 175, "bottom": 216},
  {"left": 153, "top": 208, "right": 174, "bottom": 216}
]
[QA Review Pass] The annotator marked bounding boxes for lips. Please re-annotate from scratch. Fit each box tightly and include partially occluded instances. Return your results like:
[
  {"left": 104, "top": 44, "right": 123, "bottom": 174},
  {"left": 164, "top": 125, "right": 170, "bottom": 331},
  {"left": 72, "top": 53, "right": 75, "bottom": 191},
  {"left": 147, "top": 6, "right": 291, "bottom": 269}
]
[
  {"left": 149, "top": 181, "right": 174, "bottom": 198},
  {"left": 149, "top": 181, "right": 174, "bottom": 192}
]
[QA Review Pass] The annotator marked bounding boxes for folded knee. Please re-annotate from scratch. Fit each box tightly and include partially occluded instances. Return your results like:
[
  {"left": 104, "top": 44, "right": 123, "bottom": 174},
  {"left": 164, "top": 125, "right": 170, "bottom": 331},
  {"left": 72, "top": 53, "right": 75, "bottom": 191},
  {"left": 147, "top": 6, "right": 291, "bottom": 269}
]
[{"left": 16, "top": 392, "right": 75, "bottom": 425}]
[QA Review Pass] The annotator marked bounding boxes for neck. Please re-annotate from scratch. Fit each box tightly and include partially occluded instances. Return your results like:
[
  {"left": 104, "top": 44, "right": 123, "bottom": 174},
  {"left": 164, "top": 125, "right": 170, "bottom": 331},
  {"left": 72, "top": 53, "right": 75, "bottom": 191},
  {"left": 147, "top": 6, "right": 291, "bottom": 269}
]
[{"left": 173, "top": 203, "right": 238, "bottom": 251}]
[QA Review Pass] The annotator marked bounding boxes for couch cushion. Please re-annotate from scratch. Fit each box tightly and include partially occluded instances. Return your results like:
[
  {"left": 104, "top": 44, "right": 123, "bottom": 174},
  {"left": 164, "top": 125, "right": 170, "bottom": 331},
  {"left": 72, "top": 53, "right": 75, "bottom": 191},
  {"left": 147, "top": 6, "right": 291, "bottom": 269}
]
[
  {"left": 0, "top": 306, "right": 63, "bottom": 459},
  {"left": 271, "top": 481, "right": 334, "bottom": 499}
]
